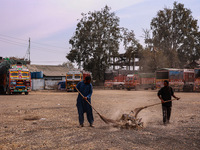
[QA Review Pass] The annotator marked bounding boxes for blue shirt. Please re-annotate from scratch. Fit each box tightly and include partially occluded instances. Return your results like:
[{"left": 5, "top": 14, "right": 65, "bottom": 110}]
[{"left": 76, "top": 81, "right": 93, "bottom": 104}]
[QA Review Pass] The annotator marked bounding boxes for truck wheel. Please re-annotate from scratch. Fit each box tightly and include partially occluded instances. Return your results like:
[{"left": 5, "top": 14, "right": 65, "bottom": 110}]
[
  {"left": 119, "top": 84, "right": 123, "bottom": 90},
  {"left": 6, "top": 87, "right": 11, "bottom": 95},
  {"left": 127, "top": 88, "right": 130, "bottom": 91},
  {"left": 25, "top": 92, "right": 29, "bottom": 95}
]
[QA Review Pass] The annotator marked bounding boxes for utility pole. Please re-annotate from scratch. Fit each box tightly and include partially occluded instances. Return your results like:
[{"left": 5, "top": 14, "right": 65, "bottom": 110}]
[{"left": 24, "top": 37, "right": 31, "bottom": 64}]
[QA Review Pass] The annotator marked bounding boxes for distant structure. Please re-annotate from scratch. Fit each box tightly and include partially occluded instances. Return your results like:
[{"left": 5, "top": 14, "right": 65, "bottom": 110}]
[
  {"left": 109, "top": 53, "right": 139, "bottom": 71},
  {"left": 184, "top": 60, "right": 200, "bottom": 69},
  {"left": 27, "top": 64, "right": 69, "bottom": 90}
]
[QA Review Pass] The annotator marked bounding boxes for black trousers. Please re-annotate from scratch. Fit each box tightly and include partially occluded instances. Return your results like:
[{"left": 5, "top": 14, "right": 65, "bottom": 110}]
[{"left": 162, "top": 106, "right": 171, "bottom": 123}]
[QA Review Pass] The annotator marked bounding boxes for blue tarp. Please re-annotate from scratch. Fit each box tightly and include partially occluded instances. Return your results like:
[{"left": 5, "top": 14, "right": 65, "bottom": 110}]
[{"left": 58, "top": 81, "right": 66, "bottom": 89}]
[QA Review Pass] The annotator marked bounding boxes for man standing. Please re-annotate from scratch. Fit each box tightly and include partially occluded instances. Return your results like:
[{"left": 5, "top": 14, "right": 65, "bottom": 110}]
[
  {"left": 157, "top": 80, "right": 180, "bottom": 125},
  {"left": 76, "top": 76, "right": 94, "bottom": 127}
]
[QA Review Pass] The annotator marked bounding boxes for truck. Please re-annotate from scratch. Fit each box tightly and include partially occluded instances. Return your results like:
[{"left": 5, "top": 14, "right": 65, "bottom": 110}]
[
  {"left": 124, "top": 73, "right": 140, "bottom": 90},
  {"left": 139, "top": 73, "right": 156, "bottom": 90},
  {"left": 183, "top": 69, "right": 195, "bottom": 92},
  {"left": 0, "top": 60, "right": 31, "bottom": 95},
  {"left": 104, "top": 71, "right": 126, "bottom": 89},
  {"left": 66, "top": 70, "right": 91, "bottom": 92},
  {"left": 156, "top": 68, "right": 184, "bottom": 91},
  {"left": 194, "top": 68, "right": 200, "bottom": 92}
]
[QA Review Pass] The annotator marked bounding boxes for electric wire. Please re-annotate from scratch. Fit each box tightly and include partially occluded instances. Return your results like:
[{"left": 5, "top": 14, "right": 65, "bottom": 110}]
[
  {"left": 0, "top": 34, "right": 67, "bottom": 54},
  {"left": 0, "top": 34, "right": 68, "bottom": 52}
]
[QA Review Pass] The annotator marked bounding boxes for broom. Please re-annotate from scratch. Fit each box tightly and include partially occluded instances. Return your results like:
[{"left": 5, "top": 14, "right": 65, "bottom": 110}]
[
  {"left": 134, "top": 99, "right": 178, "bottom": 118},
  {"left": 74, "top": 86, "right": 117, "bottom": 124}
]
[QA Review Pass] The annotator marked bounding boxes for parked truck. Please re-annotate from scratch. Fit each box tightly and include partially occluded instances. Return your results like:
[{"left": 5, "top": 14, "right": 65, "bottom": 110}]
[
  {"left": 183, "top": 69, "right": 195, "bottom": 92},
  {"left": 66, "top": 70, "right": 91, "bottom": 92},
  {"left": 104, "top": 71, "right": 126, "bottom": 89},
  {"left": 0, "top": 60, "right": 31, "bottom": 95},
  {"left": 139, "top": 73, "right": 156, "bottom": 90},
  {"left": 156, "top": 68, "right": 184, "bottom": 91},
  {"left": 194, "top": 68, "right": 200, "bottom": 92},
  {"left": 124, "top": 73, "right": 140, "bottom": 90}
]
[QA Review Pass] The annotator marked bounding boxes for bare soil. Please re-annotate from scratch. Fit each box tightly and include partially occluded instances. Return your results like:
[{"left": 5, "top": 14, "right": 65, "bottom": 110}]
[{"left": 0, "top": 89, "right": 200, "bottom": 150}]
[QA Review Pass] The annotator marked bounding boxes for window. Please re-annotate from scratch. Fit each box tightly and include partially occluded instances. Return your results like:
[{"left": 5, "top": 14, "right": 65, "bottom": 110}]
[
  {"left": 195, "top": 69, "right": 200, "bottom": 78},
  {"left": 67, "top": 75, "right": 72, "bottom": 79},
  {"left": 156, "top": 72, "right": 168, "bottom": 79},
  {"left": 75, "top": 75, "right": 81, "bottom": 79},
  {"left": 11, "top": 73, "right": 18, "bottom": 76},
  {"left": 22, "top": 72, "right": 29, "bottom": 76}
]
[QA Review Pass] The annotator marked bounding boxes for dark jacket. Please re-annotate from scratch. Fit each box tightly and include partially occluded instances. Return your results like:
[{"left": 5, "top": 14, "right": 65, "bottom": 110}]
[{"left": 157, "top": 86, "right": 174, "bottom": 107}]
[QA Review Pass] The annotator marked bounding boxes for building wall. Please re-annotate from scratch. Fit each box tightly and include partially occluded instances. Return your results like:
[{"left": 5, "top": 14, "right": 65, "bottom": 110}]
[
  {"left": 44, "top": 80, "right": 59, "bottom": 90},
  {"left": 32, "top": 79, "right": 45, "bottom": 90}
]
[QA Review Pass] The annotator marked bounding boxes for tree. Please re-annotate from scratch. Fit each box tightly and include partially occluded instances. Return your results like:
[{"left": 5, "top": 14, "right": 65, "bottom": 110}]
[
  {"left": 67, "top": 6, "right": 121, "bottom": 83},
  {"left": 61, "top": 61, "right": 74, "bottom": 70},
  {"left": 148, "top": 2, "right": 200, "bottom": 68},
  {"left": 121, "top": 28, "right": 143, "bottom": 70}
]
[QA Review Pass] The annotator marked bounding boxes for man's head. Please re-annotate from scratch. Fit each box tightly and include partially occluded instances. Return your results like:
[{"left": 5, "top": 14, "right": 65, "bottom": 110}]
[
  {"left": 84, "top": 76, "right": 91, "bottom": 84},
  {"left": 164, "top": 80, "right": 169, "bottom": 87}
]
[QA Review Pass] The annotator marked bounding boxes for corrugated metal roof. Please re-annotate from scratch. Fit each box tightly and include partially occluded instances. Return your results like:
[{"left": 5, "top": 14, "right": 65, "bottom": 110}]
[{"left": 27, "top": 65, "right": 70, "bottom": 77}]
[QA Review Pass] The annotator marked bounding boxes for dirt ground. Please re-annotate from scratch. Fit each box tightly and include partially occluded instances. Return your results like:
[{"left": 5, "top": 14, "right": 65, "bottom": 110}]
[{"left": 0, "top": 89, "right": 200, "bottom": 150}]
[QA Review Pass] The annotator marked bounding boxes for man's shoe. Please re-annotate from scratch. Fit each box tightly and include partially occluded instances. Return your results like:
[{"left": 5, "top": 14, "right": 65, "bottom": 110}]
[
  {"left": 80, "top": 124, "right": 84, "bottom": 127},
  {"left": 89, "top": 124, "right": 94, "bottom": 127}
]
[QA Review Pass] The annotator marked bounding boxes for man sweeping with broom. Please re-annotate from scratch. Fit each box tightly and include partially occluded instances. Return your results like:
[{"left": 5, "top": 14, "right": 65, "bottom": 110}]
[
  {"left": 158, "top": 80, "right": 180, "bottom": 125},
  {"left": 76, "top": 76, "right": 94, "bottom": 127}
]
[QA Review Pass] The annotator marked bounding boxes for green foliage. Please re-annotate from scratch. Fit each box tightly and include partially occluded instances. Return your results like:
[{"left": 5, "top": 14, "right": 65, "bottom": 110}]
[
  {"left": 67, "top": 6, "right": 121, "bottom": 83},
  {"left": 122, "top": 28, "right": 143, "bottom": 59},
  {"left": 149, "top": 2, "right": 200, "bottom": 68}
]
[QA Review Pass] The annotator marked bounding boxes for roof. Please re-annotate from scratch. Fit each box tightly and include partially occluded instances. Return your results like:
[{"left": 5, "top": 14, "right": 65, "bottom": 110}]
[
  {"left": 27, "top": 65, "right": 69, "bottom": 77},
  {"left": 157, "top": 68, "right": 183, "bottom": 71}
]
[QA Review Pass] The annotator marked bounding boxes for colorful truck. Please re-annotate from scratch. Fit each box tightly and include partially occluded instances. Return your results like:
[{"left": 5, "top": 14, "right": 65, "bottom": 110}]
[
  {"left": 104, "top": 72, "right": 126, "bottom": 89},
  {"left": 66, "top": 70, "right": 91, "bottom": 92},
  {"left": 194, "top": 68, "right": 200, "bottom": 92},
  {"left": 124, "top": 74, "right": 140, "bottom": 90},
  {"left": 139, "top": 73, "right": 156, "bottom": 90},
  {"left": 156, "top": 68, "right": 184, "bottom": 91},
  {"left": 0, "top": 60, "right": 31, "bottom": 95},
  {"left": 183, "top": 69, "right": 195, "bottom": 92}
]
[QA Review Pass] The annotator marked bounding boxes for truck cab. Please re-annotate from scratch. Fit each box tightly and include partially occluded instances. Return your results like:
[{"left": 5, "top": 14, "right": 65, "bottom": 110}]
[
  {"left": 125, "top": 74, "right": 140, "bottom": 90},
  {"left": 7, "top": 65, "right": 31, "bottom": 94}
]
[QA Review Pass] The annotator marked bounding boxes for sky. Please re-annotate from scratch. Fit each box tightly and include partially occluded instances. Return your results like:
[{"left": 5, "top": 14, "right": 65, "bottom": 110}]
[{"left": 0, "top": 0, "right": 200, "bottom": 65}]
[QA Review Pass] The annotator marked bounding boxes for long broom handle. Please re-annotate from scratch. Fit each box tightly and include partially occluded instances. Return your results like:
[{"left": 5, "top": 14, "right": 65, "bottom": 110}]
[
  {"left": 142, "top": 99, "right": 177, "bottom": 108},
  {"left": 74, "top": 86, "right": 101, "bottom": 115}
]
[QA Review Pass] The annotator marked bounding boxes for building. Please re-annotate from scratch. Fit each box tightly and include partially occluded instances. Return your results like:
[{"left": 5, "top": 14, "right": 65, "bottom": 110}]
[
  {"left": 27, "top": 65, "right": 69, "bottom": 90},
  {"left": 109, "top": 53, "right": 139, "bottom": 71}
]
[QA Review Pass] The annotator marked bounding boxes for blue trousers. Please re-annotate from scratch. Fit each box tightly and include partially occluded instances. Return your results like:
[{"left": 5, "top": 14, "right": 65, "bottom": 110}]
[{"left": 77, "top": 101, "right": 94, "bottom": 125}]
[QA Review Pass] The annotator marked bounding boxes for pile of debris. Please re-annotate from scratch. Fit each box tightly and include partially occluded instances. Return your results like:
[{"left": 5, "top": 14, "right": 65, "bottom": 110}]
[{"left": 114, "top": 111, "right": 144, "bottom": 129}]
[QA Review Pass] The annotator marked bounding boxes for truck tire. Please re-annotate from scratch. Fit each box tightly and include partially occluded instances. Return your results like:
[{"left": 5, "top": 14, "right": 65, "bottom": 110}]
[
  {"left": 119, "top": 84, "right": 123, "bottom": 90},
  {"left": 25, "top": 92, "right": 29, "bottom": 95},
  {"left": 6, "top": 87, "right": 11, "bottom": 95}
]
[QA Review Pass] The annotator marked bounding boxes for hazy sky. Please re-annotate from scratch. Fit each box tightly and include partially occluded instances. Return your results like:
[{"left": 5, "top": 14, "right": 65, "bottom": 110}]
[{"left": 0, "top": 0, "right": 199, "bottom": 65}]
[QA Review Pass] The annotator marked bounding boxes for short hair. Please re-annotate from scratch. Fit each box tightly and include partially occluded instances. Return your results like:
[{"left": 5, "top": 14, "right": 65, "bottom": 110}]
[
  {"left": 85, "top": 76, "right": 91, "bottom": 81},
  {"left": 164, "top": 80, "right": 169, "bottom": 85}
]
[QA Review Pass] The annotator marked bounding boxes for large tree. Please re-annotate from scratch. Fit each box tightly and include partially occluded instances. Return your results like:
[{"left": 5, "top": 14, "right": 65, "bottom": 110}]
[
  {"left": 147, "top": 2, "right": 200, "bottom": 68},
  {"left": 67, "top": 6, "right": 121, "bottom": 83}
]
